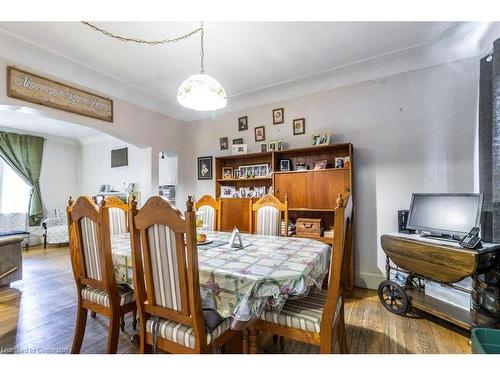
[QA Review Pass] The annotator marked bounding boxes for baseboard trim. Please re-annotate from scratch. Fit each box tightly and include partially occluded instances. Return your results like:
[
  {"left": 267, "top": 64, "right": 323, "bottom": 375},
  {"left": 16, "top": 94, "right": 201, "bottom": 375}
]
[{"left": 355, "top": 271, "right": 385, "bottom": 290}]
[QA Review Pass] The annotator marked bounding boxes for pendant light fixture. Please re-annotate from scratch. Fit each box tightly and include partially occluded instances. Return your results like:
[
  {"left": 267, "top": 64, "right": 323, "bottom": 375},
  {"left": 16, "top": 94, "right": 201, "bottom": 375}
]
[
  {"left": 177, "top": 22, "right": 227, "bottom": 111},
  {"left": 81, "top": 21, "right": 227, "bottom": 112}
]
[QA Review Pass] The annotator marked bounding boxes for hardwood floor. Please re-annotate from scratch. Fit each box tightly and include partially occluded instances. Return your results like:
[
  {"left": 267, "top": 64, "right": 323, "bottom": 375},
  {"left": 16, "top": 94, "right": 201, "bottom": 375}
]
[{"left": 0, "top": 245, "right": 471, "bottom": 354}]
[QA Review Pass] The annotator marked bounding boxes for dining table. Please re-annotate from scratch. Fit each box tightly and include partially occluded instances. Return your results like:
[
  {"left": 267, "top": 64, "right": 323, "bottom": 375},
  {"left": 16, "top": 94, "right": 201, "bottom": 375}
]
[{"left": 111, "top": 231, "right": 332, "bottom": 328}]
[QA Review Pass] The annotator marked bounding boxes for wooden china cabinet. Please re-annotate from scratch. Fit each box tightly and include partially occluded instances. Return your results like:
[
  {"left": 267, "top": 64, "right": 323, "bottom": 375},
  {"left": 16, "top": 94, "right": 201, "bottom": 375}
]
[{"left": 214, "top": 143, "right": 354, "bottom": 293}]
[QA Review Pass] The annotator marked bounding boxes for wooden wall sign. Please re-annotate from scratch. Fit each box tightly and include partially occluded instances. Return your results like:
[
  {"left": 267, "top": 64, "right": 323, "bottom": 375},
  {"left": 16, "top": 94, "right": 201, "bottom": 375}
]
[{"left": 7, "top": 66, "right": 113, "bottom": 122}]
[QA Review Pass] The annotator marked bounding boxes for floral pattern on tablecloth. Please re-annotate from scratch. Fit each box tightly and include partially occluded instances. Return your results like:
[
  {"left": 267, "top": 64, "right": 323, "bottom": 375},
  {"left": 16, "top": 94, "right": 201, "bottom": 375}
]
[
  {"left": 110, "top": 231, "right": 331, "bottom": 325},
  {"left": 111, "top": 233, "right": 134, "bottom": 286}
]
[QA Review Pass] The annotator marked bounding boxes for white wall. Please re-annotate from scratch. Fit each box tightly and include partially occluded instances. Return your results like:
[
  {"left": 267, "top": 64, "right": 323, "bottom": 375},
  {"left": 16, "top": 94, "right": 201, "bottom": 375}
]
[
  {"left": 79, "top": 136, "right": 148, "bottom": 199},
  {"left": 184, "top": 57, "right": 479, "bottom": 287},
  {"left": 40, "top": 138, "right": 80, "bottom": 214},
  {"left": 159, "top": 155, "right": 178, "bottom": 186}
]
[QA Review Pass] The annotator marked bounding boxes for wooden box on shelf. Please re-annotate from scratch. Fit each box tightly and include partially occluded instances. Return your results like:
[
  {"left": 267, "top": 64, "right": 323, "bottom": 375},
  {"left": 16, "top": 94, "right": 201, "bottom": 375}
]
[{"left": 296, "top": 218, "right": 323, "bottom": 237}]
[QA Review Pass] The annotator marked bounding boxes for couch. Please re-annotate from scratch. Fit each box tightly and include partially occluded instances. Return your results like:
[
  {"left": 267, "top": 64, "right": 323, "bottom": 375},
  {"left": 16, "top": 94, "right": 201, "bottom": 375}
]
[
  {"left": 0, "top": 235, "right": 23, "bottom": 287},
  {"left": 0, "top": 212, "right": 30, "bottom": 249}
]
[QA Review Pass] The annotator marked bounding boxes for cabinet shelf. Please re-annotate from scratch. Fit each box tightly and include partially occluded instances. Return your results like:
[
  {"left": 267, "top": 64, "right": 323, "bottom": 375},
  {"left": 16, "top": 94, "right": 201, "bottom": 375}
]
[
  {"left": 274, "top": 168, "right": 350, "bottom": 175},
  {"left": 289, "top": 207, "right": 336, "bottom": 212},
  {"left": 217, "top": 177, "right": 272, "bottom": 182}
]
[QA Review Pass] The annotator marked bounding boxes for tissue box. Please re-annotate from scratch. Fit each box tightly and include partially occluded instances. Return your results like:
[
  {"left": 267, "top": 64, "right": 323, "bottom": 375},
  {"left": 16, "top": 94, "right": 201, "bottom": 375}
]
[{"left": 425, "top": 277, "right": 471, "bottom": 311}]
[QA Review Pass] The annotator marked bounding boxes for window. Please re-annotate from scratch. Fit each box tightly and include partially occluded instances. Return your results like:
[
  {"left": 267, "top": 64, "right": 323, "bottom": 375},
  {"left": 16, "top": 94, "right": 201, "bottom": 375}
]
[{"left": 0, "top": 158, "right": 31, "bottom": 214}]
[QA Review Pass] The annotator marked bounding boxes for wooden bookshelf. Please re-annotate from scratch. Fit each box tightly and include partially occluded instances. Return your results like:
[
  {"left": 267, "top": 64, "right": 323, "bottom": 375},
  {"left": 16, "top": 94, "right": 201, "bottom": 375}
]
[{"left": 214, "top": 142, "right": 354, "bottom": 293}]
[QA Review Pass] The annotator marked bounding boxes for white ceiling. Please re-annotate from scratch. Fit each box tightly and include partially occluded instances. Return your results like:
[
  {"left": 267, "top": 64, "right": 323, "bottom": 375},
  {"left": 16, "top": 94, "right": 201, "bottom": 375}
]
[
  {"left": 0, "top": 22, "right": 493, "bottom": 121},
  {"left": 0, "top": 105, "right": 100, "bottom": 139}
]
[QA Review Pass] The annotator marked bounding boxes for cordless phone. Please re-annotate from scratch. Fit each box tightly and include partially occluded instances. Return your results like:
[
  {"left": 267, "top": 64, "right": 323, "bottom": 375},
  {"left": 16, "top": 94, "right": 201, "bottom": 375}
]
[{"left": 459, "top": 227, "right": 482, "bottom": 249}]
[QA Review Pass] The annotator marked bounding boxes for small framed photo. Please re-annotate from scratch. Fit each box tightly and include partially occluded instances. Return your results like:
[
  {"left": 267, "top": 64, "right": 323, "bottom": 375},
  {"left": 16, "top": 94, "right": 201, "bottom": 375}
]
[
  {"left": 222, "top": 167, "right": 233, "bottom": 179},
  {"left": 238, "top": 116, "right": 248, "bottom": 131},
  {"left": 311, "top": 132, "right": 330, "bottom": 146},
  {"left": 197, "top": 156, "right": 213, "bottom": 180},
  {"left": 313, "top": 159, "right": 328, "bottom": 170},
  {"left": 232, "top": 144, "right": 248, "bottom": 155},
  {"left": 267, "top": 141, "right": 276, "bottom": 152},
  {"left": 233, "top": 169, "right": 240, "bottom": 179},
  {"left": 344, "top": 156, "right": 351, "bottom": 168},
  {"left": 334, "top": 157, "right": 345, "bottom": 169},
  {"left": 258, "top": 164, "right": 268, "bottom": 177},
  {"left": 239, "top": 166, "right": 247, "bottom": 178},
  {"left": 220, "top": 137, "right": 228, "bottom": 150},
  {"left": 239, "top": 187, "right": 249, "bottom": 198},
  {"left": 260, "top": 143, "right": 268, "bottom": 152},
  {"left": 276, "top": 140, "right": 283, "bottom": 151},
  {"left": 233, "top": 138, "right": 244, "bottom": 145},
  {"left": 280, "top": 159, "right": 291, "bottom": 171},
  {"left": 254, "top": 126, "right": 266, "bottom": 142},
  {"left": 273, "top": 108, "right": 284, "bottom": 124},
  {"left": 221, "top": 186, "right": 236, "bottom": 198},
  {"left": 293, "top": 118, "right": 305, "bottom": 135}
]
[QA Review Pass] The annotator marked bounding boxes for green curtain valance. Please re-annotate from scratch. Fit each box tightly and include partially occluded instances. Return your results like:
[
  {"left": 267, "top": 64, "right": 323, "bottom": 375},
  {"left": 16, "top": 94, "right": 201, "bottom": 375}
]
[{"left": 0, "top": 131, "right": 45, "bottom": 226}]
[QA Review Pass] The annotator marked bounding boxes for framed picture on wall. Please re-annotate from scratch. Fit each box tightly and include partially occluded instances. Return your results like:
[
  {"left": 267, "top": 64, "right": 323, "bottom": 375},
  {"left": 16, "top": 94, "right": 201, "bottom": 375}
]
[
  {"left": 254, "top": 126, "right": 266, "bottom": 142},
  {"left": 293, "top": 118, "right": 305, "bottom": 135},
  {"left": 238, "top": 116, "right": 248, "bottom": 131},
  {"left": 273, "top": 108, "right": 284, "bottom": 124},
  {"left": 197, "top": 156, "right": 213, "bottom": 180},
  {"left": 233, "top": 138, "right": 244, "bottom": 145},
  {"left": 219, "top": 137, "right": 228, "bottom": 150}
]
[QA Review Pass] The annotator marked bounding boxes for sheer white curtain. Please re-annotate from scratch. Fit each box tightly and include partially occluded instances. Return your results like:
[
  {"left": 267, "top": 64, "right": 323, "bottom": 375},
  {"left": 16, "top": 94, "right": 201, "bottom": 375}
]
[{"left": 0, "top": 158, "right": 31, "bottom": 214}]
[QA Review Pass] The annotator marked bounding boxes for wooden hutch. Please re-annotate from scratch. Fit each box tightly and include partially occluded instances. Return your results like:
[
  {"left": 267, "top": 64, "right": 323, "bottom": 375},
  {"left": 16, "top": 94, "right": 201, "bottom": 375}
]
[{"left": 215, "top": 143, "right": 354, "bottom": 291}]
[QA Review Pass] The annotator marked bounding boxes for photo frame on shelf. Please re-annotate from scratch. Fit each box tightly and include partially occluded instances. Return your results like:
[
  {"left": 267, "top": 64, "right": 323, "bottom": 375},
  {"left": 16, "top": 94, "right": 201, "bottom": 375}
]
[
  {"left": 267, "top": 141, "right": 276, "bottom": 152},
  {"left": 280, "top": 159, "right": 291, "bottom": 171},
  {"left": 313, "top": 159, "right": 328, "bottom": 170},
  {"left": 197, "top": 156, "right": 213, "bottom": 180},
  {"left": 273, "top": 108, "right": 284, "bottom": 124},
  {"left": 233, "top": 169, "right": 240, "bottom": 179},
  {"left": 344, "top": 156, "right": 351, "bottom": 168},
  {"left": 220, "top": 137, "right": 228, "bottom": 150},
  {"left": 238, "top": 116, "right": 248, "bottom": 131},
  {"left": 260, "top": 143, "right": 268, "bottom": 152},
  {"left": 221, "top": 186, "right": 236, "bottom": 198},
  {"left": 222, "top": 167, "right": 233, "bottom": 179},
  {"left": 254, "top": 126, "right": 266, "bottom": 142},
  {"left": 334, "top": 157, "right": 345, "bottom": 168},
  {"left": 311, "top": 131, "right": 331, "bottom": 146},
  {"left": 232, "top": 144, "right": 248, "bottom": 155},
  {"left": 293, "top": 118, "right": 305, "bottom": 135}
]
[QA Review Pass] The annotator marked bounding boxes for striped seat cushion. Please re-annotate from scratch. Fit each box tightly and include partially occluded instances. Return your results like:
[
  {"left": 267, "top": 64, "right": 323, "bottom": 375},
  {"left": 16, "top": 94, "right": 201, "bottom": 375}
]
[
  {"left": 81, "top": 285, "right": 135, "bottom": 307},
  {"left": 197, "top": 205, "right": 216, "bottom": 231},
  {"left": 260, "top": 289, "right": 342, "bottom": 333},
  {"left": 256, "top": 206, "right": 280, "bottom": 236},
  {"left": 109, "top": 208, "right": 127, "bottom": 236},
  {"left": 145, "top": 316, "right": 232, "bottom": 349}
]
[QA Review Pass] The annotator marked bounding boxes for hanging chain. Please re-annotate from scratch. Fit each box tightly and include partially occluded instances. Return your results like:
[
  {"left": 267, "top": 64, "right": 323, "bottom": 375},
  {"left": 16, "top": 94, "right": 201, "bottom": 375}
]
[
  {"left": 81, "top": 21, "right": 202, "bottom": 46},
  {"left": 200, "top": 22, "right": 205, "bottom": 73}
]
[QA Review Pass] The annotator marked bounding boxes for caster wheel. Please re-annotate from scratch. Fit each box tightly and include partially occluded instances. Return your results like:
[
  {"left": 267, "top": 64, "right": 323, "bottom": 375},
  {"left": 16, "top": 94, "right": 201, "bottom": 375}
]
[{"left": 378, "top": 280, "right": 409, "bottom": 315}]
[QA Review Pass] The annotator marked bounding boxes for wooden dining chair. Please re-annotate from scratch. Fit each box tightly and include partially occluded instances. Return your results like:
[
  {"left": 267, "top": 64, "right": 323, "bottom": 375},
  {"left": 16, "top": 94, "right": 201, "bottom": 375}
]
[
  {"left": 247, "top": 194, "right": 353, "bottom": 354},
  {"left": 249, "top": 194, "right": 288, "bottom": 236},
  {"left": 195, "top": 194, "right": 221, "bottom": 231},
  {"left": 129, "top": 196, "right": 236, "bottom": 353},
  {"left": 101, "top": 195, "right": 129, "bottom": 236},
  {"left": 99, "top": 195, "right": 137, "bottom": 330},
  {"left": 67, "top": 196, "right": 137, "bottom": 354}
]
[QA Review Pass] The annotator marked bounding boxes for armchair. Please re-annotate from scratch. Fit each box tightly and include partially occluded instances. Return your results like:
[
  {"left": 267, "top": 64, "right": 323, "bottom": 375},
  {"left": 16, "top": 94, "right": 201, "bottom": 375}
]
[{"left": 42, "top": 209, "right": 69, "bottom": 248}]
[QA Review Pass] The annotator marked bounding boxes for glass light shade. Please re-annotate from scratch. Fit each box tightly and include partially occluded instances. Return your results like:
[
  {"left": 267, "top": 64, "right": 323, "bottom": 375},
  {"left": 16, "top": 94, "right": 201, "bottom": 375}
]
[{"left": 177, "top": 73, "right": 227, "bottom": 111}]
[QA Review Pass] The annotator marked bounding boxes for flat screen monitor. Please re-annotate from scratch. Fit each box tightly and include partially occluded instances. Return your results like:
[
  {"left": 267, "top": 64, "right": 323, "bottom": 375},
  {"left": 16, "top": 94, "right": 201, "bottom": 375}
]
[{"left": 406, "top": 193, "right": 483, "bottom": 237}]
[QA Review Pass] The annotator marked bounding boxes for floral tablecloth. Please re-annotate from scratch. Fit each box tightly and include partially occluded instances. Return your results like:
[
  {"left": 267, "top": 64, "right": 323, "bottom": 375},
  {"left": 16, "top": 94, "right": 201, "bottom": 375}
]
[{"left": 111, "top": 231, "right": 331, "bottom": 325}]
